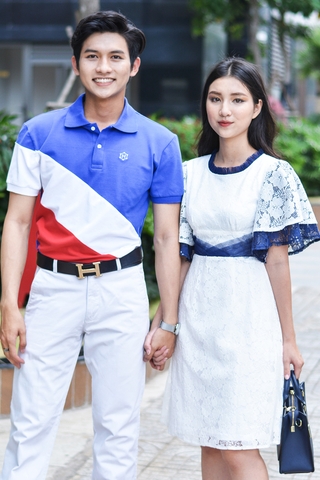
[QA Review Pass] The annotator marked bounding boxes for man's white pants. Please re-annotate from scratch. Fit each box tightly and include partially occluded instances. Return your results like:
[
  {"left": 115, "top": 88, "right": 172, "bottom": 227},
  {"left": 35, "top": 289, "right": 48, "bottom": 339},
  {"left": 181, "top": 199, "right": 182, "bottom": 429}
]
[{"left": 1, "top": 263, "right": 149, "bottom": 480}]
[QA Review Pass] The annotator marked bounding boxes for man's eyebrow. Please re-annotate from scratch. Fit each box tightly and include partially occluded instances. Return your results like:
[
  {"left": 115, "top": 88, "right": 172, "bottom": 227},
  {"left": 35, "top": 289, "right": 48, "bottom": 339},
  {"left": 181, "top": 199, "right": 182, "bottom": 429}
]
[{"left": 83, "top": 48, "right": 126, "bottom": 54}]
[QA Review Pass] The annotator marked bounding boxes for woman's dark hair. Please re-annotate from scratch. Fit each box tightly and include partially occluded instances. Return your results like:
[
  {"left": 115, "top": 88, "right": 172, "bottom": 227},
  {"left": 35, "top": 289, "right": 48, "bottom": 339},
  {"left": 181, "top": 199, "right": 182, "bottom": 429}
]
[
  {"left": 71, "top": 11, "right": 146, "bottom": 68},
  {"left": 197, "top": 57, "right": 280, "bottom": 158}
]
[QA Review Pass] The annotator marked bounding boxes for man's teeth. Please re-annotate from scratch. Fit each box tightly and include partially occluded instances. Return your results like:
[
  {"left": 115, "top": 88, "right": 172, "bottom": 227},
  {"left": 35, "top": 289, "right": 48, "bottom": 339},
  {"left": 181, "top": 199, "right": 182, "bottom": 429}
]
[{"left": 94, "top": 78, "right": 113, "bottom": 83}]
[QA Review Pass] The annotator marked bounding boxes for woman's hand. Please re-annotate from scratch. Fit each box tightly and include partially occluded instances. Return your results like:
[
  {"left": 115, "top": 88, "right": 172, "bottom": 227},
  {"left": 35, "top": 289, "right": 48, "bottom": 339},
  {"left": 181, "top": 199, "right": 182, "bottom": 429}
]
[
  {"left": 283, "top": 340, "right": 304, "bottom": 379},
  {"left": 150, "top": 345, "right": 169, "bottom": 371}
]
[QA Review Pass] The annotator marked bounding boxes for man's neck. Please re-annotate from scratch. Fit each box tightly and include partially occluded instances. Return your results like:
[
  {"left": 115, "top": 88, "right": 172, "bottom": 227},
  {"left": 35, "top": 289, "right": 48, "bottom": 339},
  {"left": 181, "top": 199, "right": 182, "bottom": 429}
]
[{"left": 83, "top": 94, "right": 125, "bottom": 130}]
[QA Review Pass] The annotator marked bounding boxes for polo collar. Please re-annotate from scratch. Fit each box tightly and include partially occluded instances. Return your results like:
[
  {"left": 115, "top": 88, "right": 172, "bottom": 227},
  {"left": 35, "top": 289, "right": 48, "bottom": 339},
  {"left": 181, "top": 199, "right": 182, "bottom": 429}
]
[{"left": 65, "top": 94, "right": 138, "bottom": 133}]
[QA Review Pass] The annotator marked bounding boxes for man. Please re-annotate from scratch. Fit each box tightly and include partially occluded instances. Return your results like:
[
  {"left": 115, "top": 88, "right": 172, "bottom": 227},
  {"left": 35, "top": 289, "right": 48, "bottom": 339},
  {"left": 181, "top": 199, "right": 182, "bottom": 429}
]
[{"left": 0, "top": 11, "right": 183, "bottom": 479}]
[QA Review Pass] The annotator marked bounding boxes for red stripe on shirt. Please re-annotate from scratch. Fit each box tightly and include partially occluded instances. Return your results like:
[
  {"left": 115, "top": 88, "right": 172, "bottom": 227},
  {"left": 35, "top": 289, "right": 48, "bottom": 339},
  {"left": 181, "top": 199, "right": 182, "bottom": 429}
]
[{"left": 35, "top": 203, "right": 116, "bottom": 263}]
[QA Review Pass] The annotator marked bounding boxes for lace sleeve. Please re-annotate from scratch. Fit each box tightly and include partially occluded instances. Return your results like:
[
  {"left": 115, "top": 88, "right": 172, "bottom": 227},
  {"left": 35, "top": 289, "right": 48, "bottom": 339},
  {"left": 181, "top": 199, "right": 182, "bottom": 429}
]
[
  {"left": 252, "top": 160, "right": 320, "bottom": 261},
  {"left": 179, "top": 162, "right": 194, "bottom": 261}
]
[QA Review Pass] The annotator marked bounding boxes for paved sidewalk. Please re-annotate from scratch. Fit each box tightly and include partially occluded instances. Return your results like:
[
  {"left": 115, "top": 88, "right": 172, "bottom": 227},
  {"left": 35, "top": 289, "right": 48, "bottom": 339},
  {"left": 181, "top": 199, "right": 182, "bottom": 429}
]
[{"left": 0, "top": 242, "right": 319, "bottom": 479}]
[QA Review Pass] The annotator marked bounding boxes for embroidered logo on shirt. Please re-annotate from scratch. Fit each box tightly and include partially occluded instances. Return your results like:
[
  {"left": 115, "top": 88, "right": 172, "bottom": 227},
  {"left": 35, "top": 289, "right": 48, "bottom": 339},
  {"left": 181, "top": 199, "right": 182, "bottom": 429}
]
[{"left": 119, "top": 152, "right": 129, "bottom": 161}]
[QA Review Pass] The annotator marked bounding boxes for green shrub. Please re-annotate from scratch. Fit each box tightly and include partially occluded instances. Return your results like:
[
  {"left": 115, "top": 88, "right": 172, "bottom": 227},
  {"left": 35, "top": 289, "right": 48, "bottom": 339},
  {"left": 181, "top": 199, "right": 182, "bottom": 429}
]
[
  {"left": 0, "top": 111, "right": 18, "bottom": 237},
  {"left": 143, "top": 115, "right": 201, "bottom": 237},
  {"left": 275, "top": 118, "right": 320, "bottom": 197},
  {"left": 142, "top": 116, "right": 201, "bottom": 302},
  {"left": 149, "top": 115, "right": 201, "bottom": 161}
]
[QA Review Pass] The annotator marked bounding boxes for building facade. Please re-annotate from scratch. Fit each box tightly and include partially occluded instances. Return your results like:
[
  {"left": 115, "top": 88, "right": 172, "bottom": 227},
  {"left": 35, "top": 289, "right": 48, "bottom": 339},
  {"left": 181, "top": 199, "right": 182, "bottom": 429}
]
[{"left": 0, "top": 0, "right": 204, "bottom": 123}]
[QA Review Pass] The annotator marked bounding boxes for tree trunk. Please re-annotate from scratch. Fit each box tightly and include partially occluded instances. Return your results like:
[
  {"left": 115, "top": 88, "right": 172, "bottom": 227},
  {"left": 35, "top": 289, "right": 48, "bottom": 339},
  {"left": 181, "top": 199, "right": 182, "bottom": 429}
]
[
  {"left": 47, "top": 0, "right": 101, "bottom": 109},
  {"left": 76, "top": 0, "right": 101, "bottom": 23},
  {"left": 249, "top": 0, "right": 261, "bottom": 68},
  {"left": 277, "top": 15, "right": 297, "bottom": 113}
]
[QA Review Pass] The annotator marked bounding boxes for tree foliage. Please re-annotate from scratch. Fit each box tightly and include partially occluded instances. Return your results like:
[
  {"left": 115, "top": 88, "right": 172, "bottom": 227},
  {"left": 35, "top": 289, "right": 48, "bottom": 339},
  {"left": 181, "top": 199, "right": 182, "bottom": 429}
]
[
  {"left": 189, "top": 0, "right": 320, "bottom": 67},
  {"left": 275, "top": 118, "right": 320, "bottom": 197},
  {"left": 190, "top": 0, "right": 251, "bottom": 36},
  {"left": 0, "top": 111, "right": 18, "bottom": 238},
  {"left": 298, "top": 27, "right": 320, "bottom": 81},
  {"left": 267, "top": 0, "right": 320, "bottom": 56}
]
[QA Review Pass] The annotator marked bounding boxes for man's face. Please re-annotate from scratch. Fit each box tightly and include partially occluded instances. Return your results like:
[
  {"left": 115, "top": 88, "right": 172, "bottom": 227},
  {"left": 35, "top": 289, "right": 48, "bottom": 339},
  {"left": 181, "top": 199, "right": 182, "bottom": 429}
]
[{"left": 72, "top": 31, "right": 140, "bottom": 103}]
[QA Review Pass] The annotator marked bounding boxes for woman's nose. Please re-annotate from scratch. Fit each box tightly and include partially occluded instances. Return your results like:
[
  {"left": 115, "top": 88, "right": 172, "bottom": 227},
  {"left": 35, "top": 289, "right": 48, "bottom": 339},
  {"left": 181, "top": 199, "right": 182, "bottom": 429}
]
[{"left": 219, "top": 102, "right": 231, "bottom": 117}]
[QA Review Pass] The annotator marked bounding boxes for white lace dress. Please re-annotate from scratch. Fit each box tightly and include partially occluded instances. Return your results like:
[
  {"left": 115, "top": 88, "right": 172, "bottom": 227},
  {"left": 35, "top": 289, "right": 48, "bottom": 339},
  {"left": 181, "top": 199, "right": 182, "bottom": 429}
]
[{"left": 162, "top": 150, "right": 320, "bottom": 450}]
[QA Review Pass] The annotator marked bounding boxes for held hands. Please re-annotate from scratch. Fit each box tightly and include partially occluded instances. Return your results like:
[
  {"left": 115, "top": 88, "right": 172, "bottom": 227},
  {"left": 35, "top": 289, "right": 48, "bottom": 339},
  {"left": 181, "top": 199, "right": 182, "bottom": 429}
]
[
  {"left": 283, "top": 339, "right": 304, "bottom": 380},
  {"left": 143, "top": 324, "right": 176, "bottom": 371},
  {"left": 0, "top": 304, "right": 26, "bottom": 369}
]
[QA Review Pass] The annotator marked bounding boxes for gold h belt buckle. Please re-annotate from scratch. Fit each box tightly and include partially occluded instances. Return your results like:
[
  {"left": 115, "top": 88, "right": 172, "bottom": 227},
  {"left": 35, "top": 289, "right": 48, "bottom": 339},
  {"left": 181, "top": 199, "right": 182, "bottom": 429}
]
[{"left": 75, "top": 262, "right": 101, "bottom": 279}]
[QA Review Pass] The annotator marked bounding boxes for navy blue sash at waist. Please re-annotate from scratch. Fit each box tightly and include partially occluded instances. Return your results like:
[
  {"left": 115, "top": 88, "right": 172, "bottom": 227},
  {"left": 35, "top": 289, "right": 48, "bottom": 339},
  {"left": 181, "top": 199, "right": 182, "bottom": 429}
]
[{"left": 194, "top": 234, "right": 253, "bottom": 257}]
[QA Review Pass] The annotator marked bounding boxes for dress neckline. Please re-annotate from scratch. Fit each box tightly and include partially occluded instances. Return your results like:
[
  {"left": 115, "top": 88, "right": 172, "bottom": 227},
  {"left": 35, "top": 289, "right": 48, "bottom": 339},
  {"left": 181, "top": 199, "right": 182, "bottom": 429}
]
[{"left": 208, "top": 149, "right": 264, "bottom": 175}]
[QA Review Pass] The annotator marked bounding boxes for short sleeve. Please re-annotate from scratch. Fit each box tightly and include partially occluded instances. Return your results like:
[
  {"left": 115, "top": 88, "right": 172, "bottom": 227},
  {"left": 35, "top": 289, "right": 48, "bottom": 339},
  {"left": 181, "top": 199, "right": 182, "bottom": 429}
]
[
  {"left": 150, "top": 135, "right": 183, "bottom": 204},
  {"left": 179, "top": 162, "right": 194, "bottom": 261},
  {"left": 252, "top": 160, "right": 320, "bottom": 261},
  {"left": 6, "top": 124, "right": 42, "bottom": 196}
]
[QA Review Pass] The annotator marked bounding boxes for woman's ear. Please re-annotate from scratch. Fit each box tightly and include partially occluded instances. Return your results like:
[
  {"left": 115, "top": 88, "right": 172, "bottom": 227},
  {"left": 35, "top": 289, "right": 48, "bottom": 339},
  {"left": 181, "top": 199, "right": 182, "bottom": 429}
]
[{"left": 253, "top": 99, "right": 263, "bottom": 119}]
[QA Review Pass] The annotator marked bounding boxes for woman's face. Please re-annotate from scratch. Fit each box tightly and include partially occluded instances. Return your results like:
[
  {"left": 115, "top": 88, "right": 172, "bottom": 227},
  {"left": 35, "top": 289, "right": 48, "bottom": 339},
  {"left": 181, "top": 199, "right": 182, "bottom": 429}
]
[{"left": 206, "top": 76, "right": 262, "bottom": 143}]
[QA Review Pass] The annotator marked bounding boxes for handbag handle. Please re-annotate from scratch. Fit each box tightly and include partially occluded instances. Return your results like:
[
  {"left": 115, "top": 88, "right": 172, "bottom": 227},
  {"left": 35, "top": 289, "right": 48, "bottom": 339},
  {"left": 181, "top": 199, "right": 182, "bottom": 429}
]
[{"left": 283, "top": 370, "right": 305, "bottom": 404}]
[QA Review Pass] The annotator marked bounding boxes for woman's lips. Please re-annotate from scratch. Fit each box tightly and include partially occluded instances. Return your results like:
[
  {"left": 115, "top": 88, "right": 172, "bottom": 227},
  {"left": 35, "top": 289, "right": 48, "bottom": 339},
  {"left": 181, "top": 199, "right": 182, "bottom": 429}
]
[{"left": 218, "top": 121, "right": 232, "bottom": 126}]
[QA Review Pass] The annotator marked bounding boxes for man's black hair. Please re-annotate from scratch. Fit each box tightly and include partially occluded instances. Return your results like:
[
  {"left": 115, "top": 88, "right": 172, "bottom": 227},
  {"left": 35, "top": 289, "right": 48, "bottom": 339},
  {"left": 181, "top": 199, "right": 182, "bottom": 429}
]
[{"left": 71, "top": 11, "right": 146, "bottom": 67}]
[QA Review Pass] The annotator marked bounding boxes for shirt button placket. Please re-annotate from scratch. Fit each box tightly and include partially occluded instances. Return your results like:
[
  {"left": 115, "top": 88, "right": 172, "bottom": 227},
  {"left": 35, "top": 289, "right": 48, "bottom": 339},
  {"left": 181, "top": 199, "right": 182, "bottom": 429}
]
[{"left": 92, "top": 135, "right": 104, "bottom": 169}]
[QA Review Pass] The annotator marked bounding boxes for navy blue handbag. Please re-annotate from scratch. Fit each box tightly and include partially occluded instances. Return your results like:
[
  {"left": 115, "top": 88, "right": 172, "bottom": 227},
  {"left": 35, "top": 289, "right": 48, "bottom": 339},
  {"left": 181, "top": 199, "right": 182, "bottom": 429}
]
[{"left": 277, "top": 370, "right": 314, "bottom": 474}]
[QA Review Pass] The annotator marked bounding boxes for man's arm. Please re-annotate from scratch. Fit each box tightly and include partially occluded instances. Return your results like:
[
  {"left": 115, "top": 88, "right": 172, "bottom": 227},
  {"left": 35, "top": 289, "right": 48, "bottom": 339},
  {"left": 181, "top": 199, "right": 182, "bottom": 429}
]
[
  {"left": 0, "top": 192, "right": 37, "bottom": 368},
  {"left": 144, "top": 203, "right": 181, "bottom": 361}
]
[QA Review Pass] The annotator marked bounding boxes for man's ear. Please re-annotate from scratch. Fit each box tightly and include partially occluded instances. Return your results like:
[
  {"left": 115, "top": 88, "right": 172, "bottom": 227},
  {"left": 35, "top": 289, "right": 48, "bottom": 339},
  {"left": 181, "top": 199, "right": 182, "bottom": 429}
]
[
  {"left": 130, "top": 57, "right": 141, "bottom": 78},
  {"left": 71, "top": 56, "right": 80, "bottom": 76}
]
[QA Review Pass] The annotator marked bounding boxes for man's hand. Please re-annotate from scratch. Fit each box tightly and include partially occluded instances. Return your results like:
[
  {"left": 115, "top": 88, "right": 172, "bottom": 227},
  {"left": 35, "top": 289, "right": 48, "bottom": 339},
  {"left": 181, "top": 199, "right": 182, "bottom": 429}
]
[
  {"left": 144, "top": 327, "right": 176, "bottom": 370},
  {"left": 0, "top": 192, "right": 36, "bottom": 368},
  {"left": 0, "top": 305, "right": 26, "bottom": 368}
]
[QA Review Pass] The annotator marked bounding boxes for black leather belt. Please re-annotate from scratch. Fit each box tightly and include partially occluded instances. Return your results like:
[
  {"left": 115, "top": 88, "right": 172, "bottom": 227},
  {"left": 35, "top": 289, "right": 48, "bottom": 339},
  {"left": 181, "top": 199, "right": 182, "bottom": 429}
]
[{"left": 37, "top": 247, "right": 143, "bottom": 279}]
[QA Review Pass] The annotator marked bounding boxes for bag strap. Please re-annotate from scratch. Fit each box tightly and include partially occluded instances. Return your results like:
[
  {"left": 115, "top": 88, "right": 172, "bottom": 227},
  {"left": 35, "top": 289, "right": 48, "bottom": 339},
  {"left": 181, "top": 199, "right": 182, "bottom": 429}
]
[{"left": 283, "top": 370, "right": 305, "bottom": 404}]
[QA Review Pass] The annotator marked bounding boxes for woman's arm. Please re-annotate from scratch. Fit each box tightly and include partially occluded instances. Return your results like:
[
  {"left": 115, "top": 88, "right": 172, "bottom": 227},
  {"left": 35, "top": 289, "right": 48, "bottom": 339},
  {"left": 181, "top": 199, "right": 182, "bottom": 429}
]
[
  {"left": 265, "top": 245, "right": 304, "bottom": 379},
  {"left": 144, "top": 257, "right": 191, "bottom": 369}
]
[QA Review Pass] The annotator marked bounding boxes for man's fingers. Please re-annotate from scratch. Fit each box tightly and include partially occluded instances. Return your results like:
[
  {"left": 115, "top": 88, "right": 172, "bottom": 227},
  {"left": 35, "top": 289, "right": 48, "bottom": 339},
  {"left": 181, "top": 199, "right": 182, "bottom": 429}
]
[
  {"left": 5, "top": 350, "right": 25, "bottom": 369},
  {"left": 1, "top": 334, "right": 26, "bottom": 368},
  {"left": 153, "top": 346, "right": 168, "bottom": 358},
  {"left": 144, "top": 343, "right": 167, "bottom": 362},
  {"left": 19, "top": 332, "right": 27, "bottom": 353},
  {"left": 153, "top": 356, "right": 167, "bottom": 366},
  {"left": 149, "top": 358, "right": 166, "bottom": 371},
  {"left": 153, "top": 348, "right": 169, "bottom": 363}
]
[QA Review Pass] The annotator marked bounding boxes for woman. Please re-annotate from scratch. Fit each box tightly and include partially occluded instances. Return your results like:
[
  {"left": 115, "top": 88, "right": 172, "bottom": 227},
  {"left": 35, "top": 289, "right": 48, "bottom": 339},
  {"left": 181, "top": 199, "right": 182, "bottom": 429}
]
[{"left": 146, "top": 57, "right": 320, "bottom": 479}]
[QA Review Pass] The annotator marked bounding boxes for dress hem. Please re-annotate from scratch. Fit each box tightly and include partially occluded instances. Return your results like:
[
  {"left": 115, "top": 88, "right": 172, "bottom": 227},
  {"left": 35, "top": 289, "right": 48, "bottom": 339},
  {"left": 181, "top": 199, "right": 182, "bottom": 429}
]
[{"left": 167, "top": 430, "right": 280, "bottom": 451}]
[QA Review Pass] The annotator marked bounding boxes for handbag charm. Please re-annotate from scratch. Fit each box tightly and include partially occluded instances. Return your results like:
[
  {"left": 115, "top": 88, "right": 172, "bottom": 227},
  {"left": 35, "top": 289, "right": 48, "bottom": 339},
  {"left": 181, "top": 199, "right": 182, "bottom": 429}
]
[{"left": 277, "top": 370, "right": 314, "bottom": 474}]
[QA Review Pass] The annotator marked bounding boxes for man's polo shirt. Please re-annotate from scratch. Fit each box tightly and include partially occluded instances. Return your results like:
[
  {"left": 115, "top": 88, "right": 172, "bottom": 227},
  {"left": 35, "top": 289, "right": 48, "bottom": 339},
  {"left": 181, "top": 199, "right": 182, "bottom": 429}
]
[{"left": 7, "top": 94, "right": 183, "bottom": 263}]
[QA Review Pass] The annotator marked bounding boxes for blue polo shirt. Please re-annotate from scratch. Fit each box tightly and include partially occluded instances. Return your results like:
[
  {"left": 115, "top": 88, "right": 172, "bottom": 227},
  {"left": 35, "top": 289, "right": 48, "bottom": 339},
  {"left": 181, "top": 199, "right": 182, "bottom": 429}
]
[{"left": 7, "top": 94, "right": 184, "bottom": 263}]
